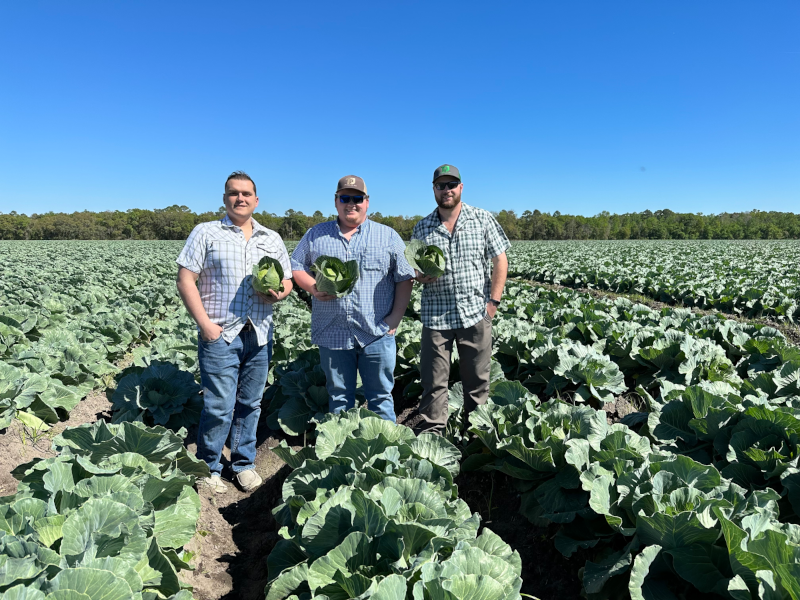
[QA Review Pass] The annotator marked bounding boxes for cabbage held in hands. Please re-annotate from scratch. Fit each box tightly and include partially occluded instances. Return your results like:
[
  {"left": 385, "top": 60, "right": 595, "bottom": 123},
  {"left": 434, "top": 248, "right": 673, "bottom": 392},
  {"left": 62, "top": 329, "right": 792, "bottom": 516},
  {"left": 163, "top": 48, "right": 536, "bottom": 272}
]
[
  {"left": 252, "top": 256, "right": 285, "bottom": 294},
  {"left": 405, "top": 239, "right": 446, "bottom": 278},
  {"left": 313, "top": 255, "right": 359, "bottom": 298}
]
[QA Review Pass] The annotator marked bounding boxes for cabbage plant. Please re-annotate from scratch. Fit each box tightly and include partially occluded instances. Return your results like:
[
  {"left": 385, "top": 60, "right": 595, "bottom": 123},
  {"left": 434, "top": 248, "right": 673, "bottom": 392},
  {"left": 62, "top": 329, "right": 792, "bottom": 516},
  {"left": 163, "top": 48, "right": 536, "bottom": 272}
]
[
  {"left": 312, "top": 255, "right": 359, "bottom": 297},
  {"left": 110, "top": 360, "right": 202, "bottom": 430},
  {"left": 252, "top": 255, "right": 285, "bottom": 294},
  {"left": 406, "top": 239, "right": 446, "bottom": 278}
]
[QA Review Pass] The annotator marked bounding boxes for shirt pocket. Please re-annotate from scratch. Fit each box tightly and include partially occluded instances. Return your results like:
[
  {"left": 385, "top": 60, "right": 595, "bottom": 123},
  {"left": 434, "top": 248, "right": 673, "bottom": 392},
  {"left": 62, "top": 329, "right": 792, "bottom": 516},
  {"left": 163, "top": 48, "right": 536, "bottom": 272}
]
[
  {"left": 205, "top": 240, "right": 240, "bottom": 273},
  {"left": 254, "top": 242, "right": 284, "bottom": 273},
  {"left": 361, "top": 247, "right": 390, "bottom": 275}
]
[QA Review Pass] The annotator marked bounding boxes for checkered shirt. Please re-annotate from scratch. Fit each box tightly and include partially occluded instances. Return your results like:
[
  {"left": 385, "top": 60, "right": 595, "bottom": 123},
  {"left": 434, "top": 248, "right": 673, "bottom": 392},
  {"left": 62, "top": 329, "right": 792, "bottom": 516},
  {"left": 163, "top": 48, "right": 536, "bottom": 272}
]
[
  {"left": 412, "top": 203, "right": 510, "bottom": 330},
  {"left": 176, "top": 215, "right": 292, "bottom": 346},
  {"left": 291, "top": 218, "right": 415, "bottom": 350}
]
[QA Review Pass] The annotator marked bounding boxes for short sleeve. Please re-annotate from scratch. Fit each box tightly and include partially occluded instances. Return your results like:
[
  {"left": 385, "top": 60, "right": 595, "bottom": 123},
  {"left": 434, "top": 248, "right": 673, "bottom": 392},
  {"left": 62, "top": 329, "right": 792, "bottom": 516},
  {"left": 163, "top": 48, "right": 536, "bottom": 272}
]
[
  {"left": 176, "top": 226, "right": 206, "bottom": 273},
  {"left": 290, "top": 231, "right": 313, "bottom": 273},
  {"left": 484, "top": 213, "right": 511, "bottom": 260},
  {"left": 390, "top": 230, "right": 415, "bottom": 282},
  {"left": 276, "top": 238, "right": 293, "bottom": 280}
]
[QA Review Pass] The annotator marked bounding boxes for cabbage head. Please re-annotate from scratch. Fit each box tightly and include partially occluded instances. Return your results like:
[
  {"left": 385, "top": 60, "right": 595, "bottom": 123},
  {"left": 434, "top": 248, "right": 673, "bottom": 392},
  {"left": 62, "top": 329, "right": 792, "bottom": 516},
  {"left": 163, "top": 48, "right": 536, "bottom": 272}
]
[
  {"left": 405, "top": 239, "right": 446, "bottom": 278},
  {"left": 313, "top": 255, "right": 359, "bottom": 298},
  {"left": 111, "top": 360, "right": 203, "bottom": 431},
  {"left": 252, "top": 256, "right": 285, "bottom": 294}
]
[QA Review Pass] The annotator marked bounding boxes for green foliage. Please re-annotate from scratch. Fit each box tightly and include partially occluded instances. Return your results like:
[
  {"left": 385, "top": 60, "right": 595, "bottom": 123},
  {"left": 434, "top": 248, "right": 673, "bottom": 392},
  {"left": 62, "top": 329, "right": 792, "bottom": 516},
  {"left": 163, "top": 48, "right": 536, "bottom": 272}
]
[
  {"left": 405, "top": 240, "right": 446, "bottom": 278},
  {"left": 0, "top": 241, "right": 192, "bottom": 430},
  {"left": 0, "top": 420, "right": 206, "bottom": 598},
  {"left": 264, "top": 409, "right": 522, "bottom": 599},
  {"left": 110, "top": 361, "right": 203, "bottom": 431},
  {"left": 508, "top": 240, "right": 800, "bottom": 322},
  {"left": 312, "top": 256, "right": 359, "bottom": 298},
  {"left": 253, "top": 255, "right": 285, "bottom": 295}
]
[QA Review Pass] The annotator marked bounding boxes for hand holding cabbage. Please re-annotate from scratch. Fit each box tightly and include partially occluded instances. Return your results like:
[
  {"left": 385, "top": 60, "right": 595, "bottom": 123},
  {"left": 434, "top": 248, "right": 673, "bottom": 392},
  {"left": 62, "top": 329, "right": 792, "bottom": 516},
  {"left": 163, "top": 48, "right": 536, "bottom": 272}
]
[
  {"left": 406, "top": 240, "right": 446, "bottom": 280},
  {"left": 312, "top": 255, "right": 359, "bottom": 298}
]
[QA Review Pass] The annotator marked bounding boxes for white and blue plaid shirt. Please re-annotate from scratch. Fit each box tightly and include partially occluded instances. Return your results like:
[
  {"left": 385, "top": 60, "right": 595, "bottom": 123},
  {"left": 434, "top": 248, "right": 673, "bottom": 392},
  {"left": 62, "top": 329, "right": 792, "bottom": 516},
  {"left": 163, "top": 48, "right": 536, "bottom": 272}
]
[
  {"left": 291, "top": 218, "right": 415, "bottom": 350},
  {"left": 176, "top": 215, "right": 292, "bottom": 346}
]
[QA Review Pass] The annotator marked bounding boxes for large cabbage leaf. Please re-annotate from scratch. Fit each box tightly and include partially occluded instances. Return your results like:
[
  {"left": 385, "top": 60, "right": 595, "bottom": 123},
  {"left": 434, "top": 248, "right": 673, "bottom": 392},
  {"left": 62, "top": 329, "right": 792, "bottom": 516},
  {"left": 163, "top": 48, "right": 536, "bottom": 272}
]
[
  {"left": 405, "top": 240, "right": 446, "bottom": 278},
  {"left": 313, "top": 256, "right": 359, "bottom": 298}
]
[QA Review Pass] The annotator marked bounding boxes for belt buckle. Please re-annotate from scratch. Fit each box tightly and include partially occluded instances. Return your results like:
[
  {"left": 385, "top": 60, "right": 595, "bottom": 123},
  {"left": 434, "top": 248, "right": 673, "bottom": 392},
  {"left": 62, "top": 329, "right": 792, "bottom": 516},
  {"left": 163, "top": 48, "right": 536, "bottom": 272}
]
[{"left": 242, "top": 321, "right": 252, "bottom": 332}]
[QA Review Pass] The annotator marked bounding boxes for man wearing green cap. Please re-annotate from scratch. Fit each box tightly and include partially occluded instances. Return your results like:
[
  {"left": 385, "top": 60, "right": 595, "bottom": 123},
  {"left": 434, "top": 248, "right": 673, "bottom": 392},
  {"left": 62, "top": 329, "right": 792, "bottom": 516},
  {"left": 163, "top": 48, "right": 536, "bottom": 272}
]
[{"left": 412, "top": 164, "right": 510, "bottom": 435}]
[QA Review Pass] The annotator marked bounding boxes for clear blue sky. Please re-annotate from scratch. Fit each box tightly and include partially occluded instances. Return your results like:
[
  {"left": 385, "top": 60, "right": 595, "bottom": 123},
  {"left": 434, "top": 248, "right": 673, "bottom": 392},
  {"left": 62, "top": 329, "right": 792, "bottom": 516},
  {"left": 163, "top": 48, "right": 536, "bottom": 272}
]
[{"left": 1, "top": 1, "right": 797, "bottom": 218}]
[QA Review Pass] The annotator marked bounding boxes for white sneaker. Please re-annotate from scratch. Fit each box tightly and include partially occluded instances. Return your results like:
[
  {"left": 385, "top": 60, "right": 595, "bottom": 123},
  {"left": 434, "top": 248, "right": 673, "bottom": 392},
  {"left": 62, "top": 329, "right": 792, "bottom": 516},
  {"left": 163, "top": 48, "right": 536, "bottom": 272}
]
[
  {"left": 236, "top": 469, "right": 262, "bottom": 492},
  {"left": 200, "top": 475, "right": 227, "bottom": 494}
]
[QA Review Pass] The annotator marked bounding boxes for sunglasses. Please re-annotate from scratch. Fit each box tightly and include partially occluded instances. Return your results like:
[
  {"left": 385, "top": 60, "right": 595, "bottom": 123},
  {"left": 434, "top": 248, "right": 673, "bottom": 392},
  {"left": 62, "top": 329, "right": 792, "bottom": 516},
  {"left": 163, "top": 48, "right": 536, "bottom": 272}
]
[
  {"left": 434, "top": 181, "right": 460, "bottom": 191},
  {"left": 337, "top": 195, "right": 367, "bottom": 204}
]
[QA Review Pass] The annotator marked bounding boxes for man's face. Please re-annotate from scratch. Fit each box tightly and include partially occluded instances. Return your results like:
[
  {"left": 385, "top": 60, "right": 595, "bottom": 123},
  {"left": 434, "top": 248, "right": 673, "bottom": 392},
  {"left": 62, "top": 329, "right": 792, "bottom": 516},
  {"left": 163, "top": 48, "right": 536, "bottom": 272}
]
[
  {"left": 433, "top": 175, "right": 462, "bottom": 209},
  {"left": 223, "top": 178, "right": 259, "bottom": 223},
  {"left": 335, "top": 188, "right": 369, "bottom": 228}
]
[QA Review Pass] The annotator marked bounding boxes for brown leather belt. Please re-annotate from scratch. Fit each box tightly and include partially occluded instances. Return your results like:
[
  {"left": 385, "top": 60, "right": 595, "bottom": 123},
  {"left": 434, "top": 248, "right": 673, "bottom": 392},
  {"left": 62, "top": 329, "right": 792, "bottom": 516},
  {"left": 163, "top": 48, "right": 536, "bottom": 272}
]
[{"left": 241, "top": 321, "right": 253, "bottom": 331}]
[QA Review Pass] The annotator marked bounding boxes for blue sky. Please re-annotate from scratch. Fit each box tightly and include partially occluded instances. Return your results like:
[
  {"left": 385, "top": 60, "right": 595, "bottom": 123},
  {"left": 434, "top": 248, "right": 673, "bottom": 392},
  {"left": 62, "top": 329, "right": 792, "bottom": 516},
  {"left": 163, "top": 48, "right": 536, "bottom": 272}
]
[{"left": 0, "top": 1, "right": 797, "bottom": 218}]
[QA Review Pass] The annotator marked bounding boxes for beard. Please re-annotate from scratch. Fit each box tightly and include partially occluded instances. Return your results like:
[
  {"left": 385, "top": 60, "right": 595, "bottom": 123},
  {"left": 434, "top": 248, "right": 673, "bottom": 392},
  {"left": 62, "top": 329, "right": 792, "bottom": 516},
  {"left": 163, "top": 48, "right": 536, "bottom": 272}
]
[{"left": 435, "top": 190, "right": 462, "bottom": 209}]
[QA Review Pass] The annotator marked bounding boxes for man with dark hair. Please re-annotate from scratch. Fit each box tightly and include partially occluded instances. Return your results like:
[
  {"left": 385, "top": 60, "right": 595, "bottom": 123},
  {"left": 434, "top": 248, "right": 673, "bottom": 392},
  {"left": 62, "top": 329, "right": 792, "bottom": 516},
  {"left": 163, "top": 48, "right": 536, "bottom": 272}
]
[
  {"left": 176, "top": 171, "right": 292, "bottom": 493},
  {"left": 412, "top": 164, "right": 510, "bottom": 436},
  {"left": 291, "top": 175, "right": 414, "bottom": 422}
]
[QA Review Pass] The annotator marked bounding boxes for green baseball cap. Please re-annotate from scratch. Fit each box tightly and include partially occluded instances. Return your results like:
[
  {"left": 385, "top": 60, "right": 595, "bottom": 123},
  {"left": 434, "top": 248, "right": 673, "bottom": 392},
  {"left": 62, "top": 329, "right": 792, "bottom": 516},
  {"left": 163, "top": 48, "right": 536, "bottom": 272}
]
[{"left": 432, "top": 164, "right": 461, "bottom": 182}]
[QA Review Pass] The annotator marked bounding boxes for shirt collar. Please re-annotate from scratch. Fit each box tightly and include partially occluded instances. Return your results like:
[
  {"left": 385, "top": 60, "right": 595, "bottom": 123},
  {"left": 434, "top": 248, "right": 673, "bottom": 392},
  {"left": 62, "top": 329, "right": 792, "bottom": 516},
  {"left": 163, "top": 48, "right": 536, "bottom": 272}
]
[
  {"left": 429, "top": 202, "right": 473, "bottom": 227},
  {"left": 220, "top": 214, "right": 266, "bottom": 235}
]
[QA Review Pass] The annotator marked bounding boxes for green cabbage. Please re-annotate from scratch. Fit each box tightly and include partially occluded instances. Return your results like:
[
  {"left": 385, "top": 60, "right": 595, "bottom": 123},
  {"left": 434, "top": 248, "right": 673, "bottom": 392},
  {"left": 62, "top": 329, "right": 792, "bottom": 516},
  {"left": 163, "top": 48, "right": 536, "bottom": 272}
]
[
  {"left": 252, "top": 256, "right": 285, "bottom": 294},
  {"left": 110, "top": 361, "right": 203, "bottom": 430},
  {"left": 405, "top": 239, "right": 446, "bottom": 278},
  {"left": 312, "top": 255, "right": 359, "bottom": 298}
]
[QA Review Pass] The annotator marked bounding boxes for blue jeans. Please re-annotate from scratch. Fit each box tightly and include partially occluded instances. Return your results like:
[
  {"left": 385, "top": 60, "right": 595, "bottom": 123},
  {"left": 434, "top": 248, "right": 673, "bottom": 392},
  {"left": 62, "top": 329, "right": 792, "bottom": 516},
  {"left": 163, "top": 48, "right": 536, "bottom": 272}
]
[
  {"left": 319, "top": 334, "right": 396, "bottom": 422},
  {"left": 197, "top": 329, "right": 272, "bottom": 476}
]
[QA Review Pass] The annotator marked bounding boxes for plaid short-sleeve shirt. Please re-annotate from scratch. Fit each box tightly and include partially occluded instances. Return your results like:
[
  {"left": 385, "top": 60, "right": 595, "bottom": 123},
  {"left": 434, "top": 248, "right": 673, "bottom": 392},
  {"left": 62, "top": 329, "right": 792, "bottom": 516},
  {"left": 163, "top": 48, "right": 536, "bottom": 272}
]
[
  {"left": 291, "top": 218, "right": 415, "bottom": 350},
  {"left": 412, "top": 203, "right": 510, "bottom": 330},
  {"left": 176, "top": 215, "right": 292, "bottom": 346}
]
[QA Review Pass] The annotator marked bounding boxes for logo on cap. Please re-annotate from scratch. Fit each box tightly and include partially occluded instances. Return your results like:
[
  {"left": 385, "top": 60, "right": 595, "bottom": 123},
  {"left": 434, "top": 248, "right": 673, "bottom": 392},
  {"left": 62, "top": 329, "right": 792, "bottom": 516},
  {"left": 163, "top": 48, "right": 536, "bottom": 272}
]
[
  {"left": 441, "top": 166, "right": 450, "bottom": 173},
  {"left": 347, "top": 177, "right": 356, "bottom": 186}
]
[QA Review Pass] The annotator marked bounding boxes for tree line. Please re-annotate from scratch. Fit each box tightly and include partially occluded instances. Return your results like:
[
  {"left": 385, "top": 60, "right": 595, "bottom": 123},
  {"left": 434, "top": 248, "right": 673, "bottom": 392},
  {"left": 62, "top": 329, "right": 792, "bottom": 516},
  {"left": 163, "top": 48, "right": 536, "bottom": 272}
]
[{"left": 1, "top": 206, "right": 798, "bottom": 241}]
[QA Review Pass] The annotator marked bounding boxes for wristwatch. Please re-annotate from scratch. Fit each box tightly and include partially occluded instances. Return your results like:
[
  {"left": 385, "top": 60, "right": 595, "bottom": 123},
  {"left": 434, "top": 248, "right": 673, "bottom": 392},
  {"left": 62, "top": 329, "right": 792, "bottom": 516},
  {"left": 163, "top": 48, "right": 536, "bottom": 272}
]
[{"left": 488, "top": 298, "right": 501, "bottom": 307}]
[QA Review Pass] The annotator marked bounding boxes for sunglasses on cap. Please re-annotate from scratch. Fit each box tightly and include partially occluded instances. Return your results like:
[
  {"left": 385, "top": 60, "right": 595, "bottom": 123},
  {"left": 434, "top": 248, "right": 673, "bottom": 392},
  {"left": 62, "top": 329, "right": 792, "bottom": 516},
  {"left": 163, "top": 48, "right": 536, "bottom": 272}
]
[
  {"left": 434, "top": 181, "right": 460, "bottom": 191},
  {"left": 337, "top": 195, "right": 367, "bottom": 204}
]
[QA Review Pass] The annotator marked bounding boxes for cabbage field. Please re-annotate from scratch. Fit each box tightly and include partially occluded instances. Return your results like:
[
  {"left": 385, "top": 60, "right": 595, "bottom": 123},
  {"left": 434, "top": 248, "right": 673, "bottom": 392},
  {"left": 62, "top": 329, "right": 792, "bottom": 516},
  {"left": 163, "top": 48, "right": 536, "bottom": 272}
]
[
  {"left": 508, "top": 240, "right": 800, "bottom": 322},
  {"left": 2, "top": 239, "right": 800, "bottom": 599}
]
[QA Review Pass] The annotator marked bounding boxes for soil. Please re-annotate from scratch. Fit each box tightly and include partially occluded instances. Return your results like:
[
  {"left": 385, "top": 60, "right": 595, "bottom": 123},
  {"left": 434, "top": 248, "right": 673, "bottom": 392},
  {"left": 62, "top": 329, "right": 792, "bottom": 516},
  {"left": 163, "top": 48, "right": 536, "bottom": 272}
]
[
  {"left": 0, "top": 388, "right": 113, "bottom": 497},
  {"left": 180, "top": 428, "right": 296, "bottom": 600},
  {"left": 455, "top": 470, "right": 584, "bottom": 600}
]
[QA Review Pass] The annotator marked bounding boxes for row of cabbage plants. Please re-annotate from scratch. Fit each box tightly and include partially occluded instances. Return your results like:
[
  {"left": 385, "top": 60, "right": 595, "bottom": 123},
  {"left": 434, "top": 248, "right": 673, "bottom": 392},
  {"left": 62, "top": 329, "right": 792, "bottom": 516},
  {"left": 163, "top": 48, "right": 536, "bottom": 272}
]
[
  {"left": 0, "top": 419, "right": 208, "bottom": 599},
  {"left": 462, "top": 375, "right": 800, "bottom": 597},
  {"left": 263, "top": 408, "right": 524, "bottom": 599},
  {"left": 507, "top": 240, "right": 800, "bottom": 322},
  {"left": 0, "top": 241, "right": 190, "bottom": 431},
  {"left": 491, "top": 283, "right": 799, "bottom": 410}
]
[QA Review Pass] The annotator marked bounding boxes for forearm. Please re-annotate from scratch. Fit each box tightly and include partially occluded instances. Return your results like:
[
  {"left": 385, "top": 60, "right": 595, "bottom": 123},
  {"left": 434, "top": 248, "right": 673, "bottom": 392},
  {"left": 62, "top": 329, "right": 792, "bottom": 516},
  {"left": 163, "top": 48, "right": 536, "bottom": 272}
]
[
  {"left": 388, "top": 279, "right": 414, "bottom": 319},
  {"left": 292, "top": 270, "right": 316, "bottom": 293},
  {"left": 282, "top": 278, "right": 294, "bottom": 296},
  {"left": 490, "top": 253, "right": 508, "bottom": 300}
]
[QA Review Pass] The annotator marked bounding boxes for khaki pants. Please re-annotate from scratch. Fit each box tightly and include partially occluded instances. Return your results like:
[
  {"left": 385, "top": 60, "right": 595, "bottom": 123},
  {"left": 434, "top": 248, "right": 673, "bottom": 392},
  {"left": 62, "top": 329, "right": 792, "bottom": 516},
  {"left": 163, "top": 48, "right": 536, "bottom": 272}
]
[{"left": 415, "top": 316, "right": 492, "bottom": 435}]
